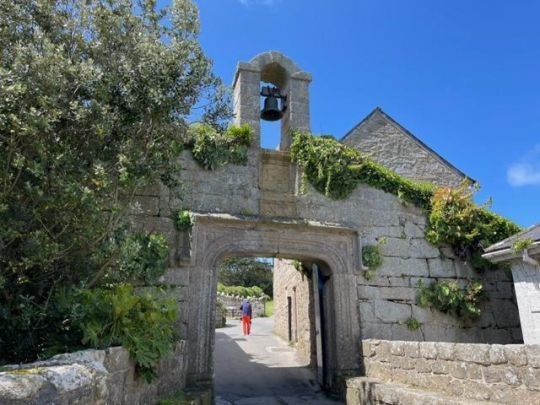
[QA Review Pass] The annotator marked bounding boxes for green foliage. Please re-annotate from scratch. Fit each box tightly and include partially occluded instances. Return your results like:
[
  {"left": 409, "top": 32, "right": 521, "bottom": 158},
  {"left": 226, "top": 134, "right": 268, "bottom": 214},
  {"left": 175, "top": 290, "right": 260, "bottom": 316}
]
[
  {"left": 218, "top": 257, "right": 273, "bottom": 298},
  {"left": 48, "top": 285, "right": 177, "bottom": 382},
  {"left": 290, "top": 131, "right": 520, "bottom": 271},
  {"left": 264, "top": 300, "right": 274, "bottom": 317},
  {"left": 189, "top": 124, "right": 254, "bottom": 170},
  {"left": 0, "top": 0, "right": 226, "bottom": 368},
  {"left": 417, "top": 280, "right": 487, "bottom": 320},
  {"left": 105, "top": 233, "right": 169, "bottom": 284},
  {"left": 404, "top": 317, "right": 422, "bottom": 331},
  {"left": 362, "top": 238, "right": 385, "bottom": 280},
  {"left": 512, "top": 238, "right": 534, "bottom": 254},
  {"left": 175, "top": 209, "right": 193, "bottom": 231},
  {"left": 426, "top": 185, "right": 521, "bottom": 269},
  {"left": 217, "top": 283, "right": 266, "bottom": 299},
  {"left": 290, "top": 130, "right": 435, "bottom": 206}
]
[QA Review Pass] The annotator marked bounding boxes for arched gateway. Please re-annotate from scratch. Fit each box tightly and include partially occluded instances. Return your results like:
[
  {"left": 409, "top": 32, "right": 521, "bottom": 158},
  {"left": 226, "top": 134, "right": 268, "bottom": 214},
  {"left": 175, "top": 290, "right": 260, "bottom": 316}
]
[
  {"left": 131, "top": 51, "right": 520, "bottom": 397},
  {"left": 187, "top": 214, "right": 361, "bottom": 389}
]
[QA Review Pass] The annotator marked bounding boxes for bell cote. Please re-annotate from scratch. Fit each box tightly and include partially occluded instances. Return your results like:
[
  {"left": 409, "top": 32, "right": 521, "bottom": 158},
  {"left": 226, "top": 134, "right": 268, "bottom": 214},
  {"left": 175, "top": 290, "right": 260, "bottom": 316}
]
[{"left": 232, "top": 51, "right": 312, "bottom": 150}]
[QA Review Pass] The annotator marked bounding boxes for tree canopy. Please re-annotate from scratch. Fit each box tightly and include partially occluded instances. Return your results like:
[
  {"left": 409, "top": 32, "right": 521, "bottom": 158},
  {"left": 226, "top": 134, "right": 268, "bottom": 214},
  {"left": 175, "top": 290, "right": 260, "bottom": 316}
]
[
  {"left": 218, "top": 258, "right": 274, "bottom": 298},
  {"left": 0, "top": 0, "right": 229, "bottom": 369}
]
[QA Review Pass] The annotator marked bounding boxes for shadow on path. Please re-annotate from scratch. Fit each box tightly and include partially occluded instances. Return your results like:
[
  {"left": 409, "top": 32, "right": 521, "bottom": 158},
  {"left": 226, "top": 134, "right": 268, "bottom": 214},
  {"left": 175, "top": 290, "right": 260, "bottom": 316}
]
[{"left": 214, "top": 318, "right": 341, "bottom": 405}]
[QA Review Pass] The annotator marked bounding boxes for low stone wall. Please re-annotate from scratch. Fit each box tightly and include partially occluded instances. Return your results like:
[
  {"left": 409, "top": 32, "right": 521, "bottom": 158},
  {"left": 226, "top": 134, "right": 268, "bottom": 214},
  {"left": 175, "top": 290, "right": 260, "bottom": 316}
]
[
  {"left": 217, "top": 293, "right": 265, "bottom": 319},
  {"left": 0, "top": 341, "right": 187, "bottom": 404},
  {"left": 357, "top": 339, "right": 540, "bottom": 403}
]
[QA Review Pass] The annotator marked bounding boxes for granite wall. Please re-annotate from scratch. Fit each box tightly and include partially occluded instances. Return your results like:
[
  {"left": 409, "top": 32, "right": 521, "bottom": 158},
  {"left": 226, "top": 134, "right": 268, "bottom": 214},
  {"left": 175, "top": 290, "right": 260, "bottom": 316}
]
[
  {"left": 0, "top": 342, "right": 187, "bottom": 405},
  {"left": 346, "top": 339, "right": 540, "bottom": 404},
  {"left": 273, "top": 259, "right": 316, "bottom": 366}
]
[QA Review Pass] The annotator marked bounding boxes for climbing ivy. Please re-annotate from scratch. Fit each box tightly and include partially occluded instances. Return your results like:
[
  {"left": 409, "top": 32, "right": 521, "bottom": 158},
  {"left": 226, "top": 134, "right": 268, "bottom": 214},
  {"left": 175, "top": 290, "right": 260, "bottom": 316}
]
[
  {"left": 188, "top": 124, "right": 254, "bottom": 170},
  {"left": 512, "top": 238, "right": 534, "bottom": 254},
  {"left": 290, "top": 130, "right": 520, "bottom": 271},
  {"left": 362, "top": 238, "right": 386, "bottom": 280},
  {"left": 426, "top": 185, "right": 521, "bottom": 270},
  {"left": 417, "top": 280, "right": 487, "bottom": 320},
  {"left": 290, "top": 130, "right": 435, "bottom": 207}
]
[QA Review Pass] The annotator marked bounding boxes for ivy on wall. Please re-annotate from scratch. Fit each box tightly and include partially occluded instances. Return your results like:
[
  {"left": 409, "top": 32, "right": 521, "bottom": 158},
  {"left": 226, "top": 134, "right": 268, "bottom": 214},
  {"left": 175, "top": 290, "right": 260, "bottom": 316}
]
[
  {"left": 362, "top": 238, "right": 386, "bottom": 280},
  {"left": 290, "top": 130, "right": 520, "bottom": 272},
  {"left": 186, "top": 124, "right": 254, "bottom": 170},
  {"left": 417, "top": 280, "right": 487, "bottom": 320}
]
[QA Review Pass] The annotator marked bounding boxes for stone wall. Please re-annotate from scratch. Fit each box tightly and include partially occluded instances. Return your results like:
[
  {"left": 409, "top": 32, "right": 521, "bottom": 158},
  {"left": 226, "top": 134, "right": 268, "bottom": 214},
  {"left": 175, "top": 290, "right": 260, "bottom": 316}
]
[
  {"left": 217, "top": 293, "right": 265, "bottom": 319},
  {"left": 273, "top": 259, "right": 316, "bottom": 366},
  {"left": 0, "top": 342, "right": 187, "bottom": 405},
  {"left": 295, "top": 183, "right": 521, "bottom": 344},
  {"left": 342, "top": 108, "right": 466, "bottom": 188},
  {"left": 126, "top": 51, "right": 522, "bottom": 388},
  {"left": 350, "top": 339, "right": 540, "bottom": 403}
]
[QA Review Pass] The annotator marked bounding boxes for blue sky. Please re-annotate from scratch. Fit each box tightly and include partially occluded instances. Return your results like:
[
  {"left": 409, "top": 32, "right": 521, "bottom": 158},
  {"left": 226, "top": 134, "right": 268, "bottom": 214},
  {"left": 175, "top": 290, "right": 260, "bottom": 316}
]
[{"left": 190, "top": 0, "right": 539, "bottom": 227}]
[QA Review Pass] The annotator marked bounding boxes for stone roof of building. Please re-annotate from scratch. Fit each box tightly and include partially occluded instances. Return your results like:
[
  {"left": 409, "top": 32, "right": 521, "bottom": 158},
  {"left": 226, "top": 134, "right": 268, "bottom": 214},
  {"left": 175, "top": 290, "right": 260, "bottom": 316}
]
[
  {"left": 484, "top": 223, "right": 540, "bottom": 253},
  {"left": 340, "top": 107, "right": 474, "bottom": 183}
]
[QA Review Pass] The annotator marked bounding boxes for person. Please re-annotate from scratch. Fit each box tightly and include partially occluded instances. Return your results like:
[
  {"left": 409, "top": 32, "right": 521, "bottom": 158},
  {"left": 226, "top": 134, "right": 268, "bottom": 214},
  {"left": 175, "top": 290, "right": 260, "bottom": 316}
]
[{"left": 239, "top": 299, "right": 252, "bottom": 336}]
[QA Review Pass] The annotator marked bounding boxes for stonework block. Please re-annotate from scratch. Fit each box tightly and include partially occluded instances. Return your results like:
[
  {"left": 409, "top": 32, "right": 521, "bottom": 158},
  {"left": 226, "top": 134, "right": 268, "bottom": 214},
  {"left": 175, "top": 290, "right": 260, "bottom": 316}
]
[
  {"left": 419, "top": 342, "right": 437, "bottom": 360},
  {"left": 527, "top": 345, "right": 540, "bottom": 368},
  {"left": 455, "top": 343, "right": 490, "bottom": 365},
  {"left": 489, "top": 344, "right": 508, "bottom": 365},
  {"left": 377, "top": 257, "right": 429, "bottom": 277},
  {"left": 389, "top": 342, "right": 405, "bottom": 356},
  {"left": 505, "top": 345, "right": 528, "bottom": 367},
  {"left": 428, "top": 258, "right": 456, "bottom": 277},
  {"left": 435, "top": 342, "right": 455, "bottom": 360},
  {"left": 374, "top": 300, "right": 411, "bottom": 323},
  {"left": 402, "top": 342, "right": 420, "bottom": 358}
]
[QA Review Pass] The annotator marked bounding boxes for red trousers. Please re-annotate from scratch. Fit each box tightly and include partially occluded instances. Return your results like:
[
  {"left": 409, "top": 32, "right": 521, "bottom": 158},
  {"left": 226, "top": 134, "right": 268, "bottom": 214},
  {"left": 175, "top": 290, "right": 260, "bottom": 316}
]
[{"left": 242, "top": 315, "right": 251, "bottom": 335}]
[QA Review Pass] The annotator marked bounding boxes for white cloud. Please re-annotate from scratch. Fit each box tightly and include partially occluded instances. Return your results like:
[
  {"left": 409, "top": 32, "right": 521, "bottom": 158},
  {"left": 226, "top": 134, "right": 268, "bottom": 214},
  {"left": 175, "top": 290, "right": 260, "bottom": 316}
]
[
  {"left": 238, "top": 0, "right": 281, "bottom": 6},
  {"left": 507, "top": 144, "right": 540, "bottom": 187}
]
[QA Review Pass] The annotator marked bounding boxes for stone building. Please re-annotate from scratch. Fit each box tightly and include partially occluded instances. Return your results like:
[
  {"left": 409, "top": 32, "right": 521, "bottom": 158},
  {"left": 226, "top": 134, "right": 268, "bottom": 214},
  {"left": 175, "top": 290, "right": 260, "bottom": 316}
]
[
  {"left": 148, "top": 51, "right": 520, "bottom": 393},
  {"left": 1, "top": 51, "right": 526, "bottom": 403}
]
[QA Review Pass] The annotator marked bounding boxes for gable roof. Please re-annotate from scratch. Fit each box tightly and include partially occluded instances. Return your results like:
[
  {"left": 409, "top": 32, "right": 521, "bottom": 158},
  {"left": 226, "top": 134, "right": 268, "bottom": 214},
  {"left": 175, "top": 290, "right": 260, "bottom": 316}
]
[
  {"left": 484, "top": 223, "right": 540, "bottom": 254},
  {"left": 341, "top": 107, "right": 474, "bottom": 183}
]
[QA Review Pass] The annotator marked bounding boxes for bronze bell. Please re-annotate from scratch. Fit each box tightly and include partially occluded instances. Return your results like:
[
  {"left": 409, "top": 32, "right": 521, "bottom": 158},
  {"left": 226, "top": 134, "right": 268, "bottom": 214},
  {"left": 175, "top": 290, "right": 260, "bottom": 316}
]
[
  {"left": 261, "top": 95, "right": 283, "bottom": 121},
  {"left": 260, "top": 85, "right": 286, "bottom": 121}
]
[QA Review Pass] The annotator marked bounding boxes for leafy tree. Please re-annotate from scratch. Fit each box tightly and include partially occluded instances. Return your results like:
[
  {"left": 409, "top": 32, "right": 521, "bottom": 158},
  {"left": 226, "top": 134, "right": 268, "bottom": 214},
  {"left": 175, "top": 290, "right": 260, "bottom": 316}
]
[
  {"left": 218, "top": 258, "right": 274, "bottom": 298},
  {"left": 0, "top": 0, "right": 230, "bottom": 366}
]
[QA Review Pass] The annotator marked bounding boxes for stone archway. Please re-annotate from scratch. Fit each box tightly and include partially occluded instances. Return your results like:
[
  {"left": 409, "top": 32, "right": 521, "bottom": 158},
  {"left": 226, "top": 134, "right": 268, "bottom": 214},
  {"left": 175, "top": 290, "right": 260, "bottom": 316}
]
[{"left": 185, "top": 214, "right": 362, "bottom": 391}]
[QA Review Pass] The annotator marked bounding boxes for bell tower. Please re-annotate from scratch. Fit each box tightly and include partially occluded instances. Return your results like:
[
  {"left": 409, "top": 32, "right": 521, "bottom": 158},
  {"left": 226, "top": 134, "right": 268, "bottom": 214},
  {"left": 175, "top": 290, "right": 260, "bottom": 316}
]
[{"left": 232, "top": 51, "right": 312, "bottom": 150}]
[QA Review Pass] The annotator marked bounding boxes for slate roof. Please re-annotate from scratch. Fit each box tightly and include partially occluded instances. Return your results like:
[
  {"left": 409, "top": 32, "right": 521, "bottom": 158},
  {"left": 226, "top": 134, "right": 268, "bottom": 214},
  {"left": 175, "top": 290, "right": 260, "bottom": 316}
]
[
  {"left": 484, "top": 223, "right": 540, "bottom": 253},
  {"left": 341, "top": 107, "right": 475, "bottom": 183}
]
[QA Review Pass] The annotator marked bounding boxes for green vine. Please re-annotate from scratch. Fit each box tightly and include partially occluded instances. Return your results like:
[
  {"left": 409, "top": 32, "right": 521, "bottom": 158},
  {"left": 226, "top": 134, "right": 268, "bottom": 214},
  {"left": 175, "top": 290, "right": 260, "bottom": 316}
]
[
  {"left": 174, "top": 209, "right": 193, "bottom": 231},
  {"left": 417, "top": 280, "right": 487, "bottom": 320},
  {"left": 404, "top": 317, "right": 422, "bottom": 331},
  {"left": 290, "top": 130, "right": 435, "bottom": 206},
  {"left": 290, "top": 130, "right": 520, "bottom": 271},
  {"left": 512, "top": 238, "right": 534, "bottom": 254},
  {"left": 362, "top": 238, "right": 386, "bottom": 280},
  {"left": 187, "top": 124, "right": 254, "bottom": 170},
  {"left": 426, "top": 184, "right": 521, "bottom": 270}
]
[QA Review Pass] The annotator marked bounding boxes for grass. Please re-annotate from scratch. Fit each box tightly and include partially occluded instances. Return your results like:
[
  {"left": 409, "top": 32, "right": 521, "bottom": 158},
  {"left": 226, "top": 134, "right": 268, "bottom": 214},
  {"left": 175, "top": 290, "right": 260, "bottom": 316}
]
[{"left": 264, "top": 300, "right": 274, "bottom": 317}]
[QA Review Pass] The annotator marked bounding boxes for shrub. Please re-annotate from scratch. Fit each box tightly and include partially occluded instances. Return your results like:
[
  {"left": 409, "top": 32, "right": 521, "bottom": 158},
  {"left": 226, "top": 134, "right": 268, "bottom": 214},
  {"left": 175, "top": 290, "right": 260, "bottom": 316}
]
[
  {"left": 48, "top": 285, "right": 177, "bottom": 382},
  {"left": 512, "top": 238, "right": 534, "bottom": 254},
  {"left": 426, "top": 185, "right": 521, "bottom": 269},
  {"left": 217, "top": 283, "right": 266, "bottom": 298},
  {"left": 417, "top": 280, "right": 487, "bottom": 320},
  {"left": 175, "top": 209, "right": 193, "bottom": 231},
  {"left": 190, "top": 124, "right": 253, "bottom": 170}
]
